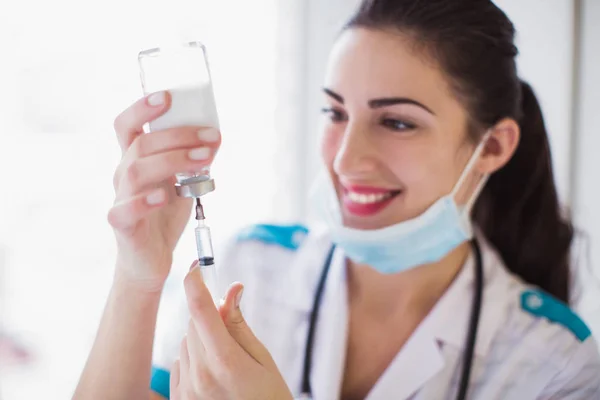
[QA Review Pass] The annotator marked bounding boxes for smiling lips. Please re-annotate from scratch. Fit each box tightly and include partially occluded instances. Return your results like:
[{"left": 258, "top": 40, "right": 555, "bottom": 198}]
[{"left": 341, "top": 185, "right": 401, "bottom": 217}]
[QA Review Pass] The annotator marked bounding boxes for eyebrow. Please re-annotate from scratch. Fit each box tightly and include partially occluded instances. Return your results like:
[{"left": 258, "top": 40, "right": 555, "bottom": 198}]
[{"left": 323, "top": 88, "right": 435, "bottom": 115}]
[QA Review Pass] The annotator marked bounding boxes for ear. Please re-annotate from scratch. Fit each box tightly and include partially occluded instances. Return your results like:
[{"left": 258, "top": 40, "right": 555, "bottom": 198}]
[{"left": 477, "top": 118, "right": 520, "bottom": 174}]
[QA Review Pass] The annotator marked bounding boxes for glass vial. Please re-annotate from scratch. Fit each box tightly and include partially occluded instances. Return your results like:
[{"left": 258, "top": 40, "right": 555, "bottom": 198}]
[{"left": 138, "top": 42, "right": 220, "bottom": 188}]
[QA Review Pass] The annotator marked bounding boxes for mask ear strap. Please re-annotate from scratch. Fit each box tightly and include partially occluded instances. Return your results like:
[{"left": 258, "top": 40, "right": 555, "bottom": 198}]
[
  {"left": 464, "top": 174, "right": 489, "bottom": 214},
  {"left": 451, "top": 131, "right": 492, "bottom": 199}
]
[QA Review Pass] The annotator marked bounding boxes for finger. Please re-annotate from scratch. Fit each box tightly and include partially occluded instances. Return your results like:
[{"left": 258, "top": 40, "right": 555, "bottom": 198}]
[
  {"left": 180, "top": 337, "right": 191, "bottom": 371},
  {"left": 186, "top": 319, "right": 206, "bottom": 363},
  {"left": 219, "top": 283, "right": 276, "bottom": 367},
  {"left": 113, "top": 91, "right": 172, "bottom": 153},
  {"left": 180, "top": 328, "right": 214, "bottom": 399},
  {"left": 107, "top": 187, "right": 167, "bottom": 233},
  {"left": 170, "top": 359, "right": 181, "bottom": 396},
  {"left": 184, "top": 265, "right": 234, "bottom": 355},
  {"left": 186, "top": 320, "right": 213, "bottom": 395},
  {"left": 117, "top": 147, "right": 215, "bottom": 197},
  {"left": 114, "top": 126, "right": 219, "bottom": 192},
  {"left": 130, "top": 126, "right": 221, "bottom": 159},
  {"left": 178, "top": 336, "right": 192, "bottom": 394}
]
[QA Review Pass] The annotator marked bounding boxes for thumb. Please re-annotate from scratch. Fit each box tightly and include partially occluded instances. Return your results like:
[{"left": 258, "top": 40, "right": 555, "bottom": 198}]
[{"left": 220, "top": 283, "right": 276, "bottom": 368}]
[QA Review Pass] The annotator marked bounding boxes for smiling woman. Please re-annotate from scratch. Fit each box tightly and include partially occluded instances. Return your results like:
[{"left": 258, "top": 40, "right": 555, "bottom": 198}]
[
  {"left": 69, "top": 0, "right": 600, "bottom": 399},
  {"left": 319, "top": 84, "right": 441, "bottom": 221},
  {"left": 19, "top": 0, "right": 593, "bottom": 399}
]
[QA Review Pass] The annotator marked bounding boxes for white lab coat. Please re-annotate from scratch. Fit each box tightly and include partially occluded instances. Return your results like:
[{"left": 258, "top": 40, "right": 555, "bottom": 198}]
[{"left": 152, "top": 225, "right": 600, "bottom": 399}]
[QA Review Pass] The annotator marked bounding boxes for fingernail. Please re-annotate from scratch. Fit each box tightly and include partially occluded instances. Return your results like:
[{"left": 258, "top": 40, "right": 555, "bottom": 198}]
[
  {"left": 235, "top": 287, "right": 244, "bottom": 309},
  {"left": 191, "top": 265, "right": 203, "bottom": 280},
  {"left": 146, "top": 189, "right": 165, "bottom": 205},
  {"left": 198, "top": 128, "right": 220, "bottom": 143},
  {"left": 147, "top": 91, "right": 166, "bottom": 106},
  {"left": 189, "top": 259, "right": 199, "bottom": 272},
  {"left": 188, "top": 147, "right": 211, "bottom": 161}
]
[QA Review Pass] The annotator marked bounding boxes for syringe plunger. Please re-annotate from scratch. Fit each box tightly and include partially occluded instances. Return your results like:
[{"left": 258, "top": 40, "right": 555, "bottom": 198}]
[
  {"left": 195, "top": 220, "right": 214, "bottom": 266},
  {"left": 195, "top": 218, "right": 218, "bottom": 299}
]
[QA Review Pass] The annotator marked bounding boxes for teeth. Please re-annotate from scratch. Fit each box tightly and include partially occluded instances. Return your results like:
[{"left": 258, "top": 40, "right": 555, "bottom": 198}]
[{"left": 347, "top": 191, "right": 392, "bottom": 204}]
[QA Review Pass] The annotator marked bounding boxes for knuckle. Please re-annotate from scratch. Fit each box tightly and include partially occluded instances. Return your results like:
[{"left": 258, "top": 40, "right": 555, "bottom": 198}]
[
  {"left": 169, "top": 149, "right": 186, "bottom": 168},
  {"left": 160, "top": 151, "right": 183, "bottom": 177},
  {"left": 113, "top": 107, "right": 134, "bottom": 135},
  {"left": 226, "top": 315, "right": 247, "bottom": 331},
  {"left": 112, "top": 166, "right": 123, "bottom": 190},
  {"left": 191, "top": 359, "right": 209, "bottom": 379},
  {"left": 124, "top": 160, "right": 141, "bottom": 189},
  {"left": 113, "top": 113, "right": 124, "bottom": 133},
  {"left": 106, "top": 205, "right": 128, "bottom": 231},
  {"left": 185, "top": 388, "right": 198, "bottom": 399},
  {"left": 226, "top": 321, "right": 246, "bottom": 335},
  {"left": 190, "top": 366, "right": 216, "bottom": 396},
  {"left": 188, "top": 296, "right": 212, "bottom": 316},
  {"left": 106, "top": 207, "right": 118, "bottom": 228},
  {"left": 113, "top": 102, "right": 144, "bottom": 142},
  {"left": 131, "top": 134, "right": 146, "bottom": 157},
  {"left": 212, "top": 348, "right": 235, "bottom": 373}
]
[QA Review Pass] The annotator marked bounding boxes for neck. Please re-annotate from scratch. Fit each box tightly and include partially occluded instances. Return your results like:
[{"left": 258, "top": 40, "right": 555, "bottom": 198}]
[{"left": 346, "top": 241, "right": 472, "bottom": 320}]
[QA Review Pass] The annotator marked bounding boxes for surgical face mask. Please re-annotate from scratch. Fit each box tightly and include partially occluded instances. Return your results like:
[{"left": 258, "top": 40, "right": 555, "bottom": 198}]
[{"left": 312, "top": 135, "right": 490, "bottom": 274}]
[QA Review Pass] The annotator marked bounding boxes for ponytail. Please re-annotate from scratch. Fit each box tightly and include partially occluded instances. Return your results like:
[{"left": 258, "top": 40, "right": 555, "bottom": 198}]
[{"left": 473, "top": 81, "right": 574, "bottom": 303}]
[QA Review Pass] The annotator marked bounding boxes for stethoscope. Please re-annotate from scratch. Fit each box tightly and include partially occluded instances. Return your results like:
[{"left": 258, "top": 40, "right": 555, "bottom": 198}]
[{"left": 299, "top": 239, "right": 484, "bottom": 400}]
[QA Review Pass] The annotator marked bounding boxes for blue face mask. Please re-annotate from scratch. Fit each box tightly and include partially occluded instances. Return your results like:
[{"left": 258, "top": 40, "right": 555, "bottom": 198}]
[{"left": 312, "top": 136, "right": 489, "bottom": 274}]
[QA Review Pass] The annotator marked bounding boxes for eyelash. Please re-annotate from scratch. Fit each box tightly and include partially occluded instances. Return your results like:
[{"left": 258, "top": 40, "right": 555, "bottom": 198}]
[
  {"left": 321, "top": 107, "right": 346, "bottom": 123},
  {"left": 320, "top": 107, "right": 417, "bottom": 132},
  {"left": 381, "top": 118, "right": 417, "bottom": 131}
]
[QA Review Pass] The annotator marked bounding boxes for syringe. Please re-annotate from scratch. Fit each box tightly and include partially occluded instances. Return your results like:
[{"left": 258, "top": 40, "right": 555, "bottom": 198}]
[
  {"left": 194, "top": 198, "right": 218, "bottom": 300},
  {"left": 137, "top": 42, "right": 220, "bottom": 299}
]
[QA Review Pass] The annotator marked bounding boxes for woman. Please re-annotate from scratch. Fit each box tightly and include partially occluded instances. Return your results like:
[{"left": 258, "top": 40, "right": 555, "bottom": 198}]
[{"left": 74, "top": 0, "right": 600, "bottom": 399}]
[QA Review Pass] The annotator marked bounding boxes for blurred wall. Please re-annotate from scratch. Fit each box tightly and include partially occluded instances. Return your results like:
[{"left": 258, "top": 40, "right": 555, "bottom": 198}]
[{"left": 572, "top": 0, "right": 600, "bottom": 321}]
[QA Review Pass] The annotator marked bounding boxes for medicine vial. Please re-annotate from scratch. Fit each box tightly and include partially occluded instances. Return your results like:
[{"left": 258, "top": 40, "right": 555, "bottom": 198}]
[{"left": 138, "top": 42, "right": 219, "bottom": 198}]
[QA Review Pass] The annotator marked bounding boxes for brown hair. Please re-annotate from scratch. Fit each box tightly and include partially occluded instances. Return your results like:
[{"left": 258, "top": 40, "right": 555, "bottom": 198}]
[{"left": 346, "top": 0, "right": 573, "bottom": 302}]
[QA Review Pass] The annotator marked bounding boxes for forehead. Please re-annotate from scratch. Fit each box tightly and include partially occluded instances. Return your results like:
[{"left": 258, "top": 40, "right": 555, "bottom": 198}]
[{"left": 325, "top": 28, "right": 453, "bottom": 106}]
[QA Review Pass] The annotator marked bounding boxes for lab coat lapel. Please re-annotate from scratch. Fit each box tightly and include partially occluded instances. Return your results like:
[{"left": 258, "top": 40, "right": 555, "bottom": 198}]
[
  {"left": 311, "top": 248, "right": 349, "bottom": 400},
  {"left": 366, "top": 312, "right": 445, "bottom": 400}
]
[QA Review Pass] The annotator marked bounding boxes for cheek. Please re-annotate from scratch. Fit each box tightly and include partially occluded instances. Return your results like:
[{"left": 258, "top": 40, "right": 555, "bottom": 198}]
[
  {"left": 320, "top": 126, "right": 341, "bottom": 168},
  {"left": 379, "top": 141, "right": 433, "bottom": 185},
  {"left": 380, "top": 139, "right": 455, "bottom": 202}
]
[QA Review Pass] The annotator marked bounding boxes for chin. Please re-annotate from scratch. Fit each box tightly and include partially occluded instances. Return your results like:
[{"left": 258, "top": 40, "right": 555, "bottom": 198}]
[{"left": 342, "top": 216, "right": 391, "bottom": 230}]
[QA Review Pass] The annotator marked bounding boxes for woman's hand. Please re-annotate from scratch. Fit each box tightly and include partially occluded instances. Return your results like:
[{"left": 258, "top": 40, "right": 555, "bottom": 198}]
[
  {"left": 107, "top": 91, "right": 221, "bottom": 291},
  {"left": 170, "top": 261, "right": 294, "bottom": 400}
]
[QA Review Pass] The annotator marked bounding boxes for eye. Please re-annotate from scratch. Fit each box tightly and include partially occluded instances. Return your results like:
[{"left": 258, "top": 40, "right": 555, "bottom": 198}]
[
  {"left": 381, "top": 118, "right": 417, "bottom": 132},
  {"left": 321, "top": 107, "right": 346, "bottom": 123}
]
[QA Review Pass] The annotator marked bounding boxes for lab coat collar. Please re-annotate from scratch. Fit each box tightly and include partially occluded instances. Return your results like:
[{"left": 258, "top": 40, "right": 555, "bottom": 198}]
[
  {"left": 428, "top": 233, "right": 511, "bottom": 357},
  {"left": 284, "top": 228, "right": 512, "bottom": 399},
  {"left": 310, "top": 246, "right": 349, "bottom": 400},
  {"left": 310, "top": 244, "right": 447, "bottom": 400},
  {"left": 366, "top": 307, "right": 446, "bottom": 400},
  {"left": 291, "top": 228, "right": 511, "bottom": 357},
  {"left": 367, "top": 235, "right": 511, "bottom": 399},
  {"left": 282, "top": 226, "right": 335, "bottom": 312}
]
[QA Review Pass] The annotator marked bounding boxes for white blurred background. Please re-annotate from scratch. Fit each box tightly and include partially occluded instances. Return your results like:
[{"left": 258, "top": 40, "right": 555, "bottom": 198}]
[{"left": 0, "top": 0, "right": 598, "bottom": 398}]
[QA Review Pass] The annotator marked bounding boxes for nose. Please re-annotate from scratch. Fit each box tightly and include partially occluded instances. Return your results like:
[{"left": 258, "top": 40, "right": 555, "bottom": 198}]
[{"left": 333, "top": 122, "right": 379, "bottom": 178}]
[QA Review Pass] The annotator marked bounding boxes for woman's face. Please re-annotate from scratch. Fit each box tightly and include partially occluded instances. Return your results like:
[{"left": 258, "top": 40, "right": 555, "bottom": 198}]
[{"left": 320, "top": 28, "right": 479, "bottom": 230}]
